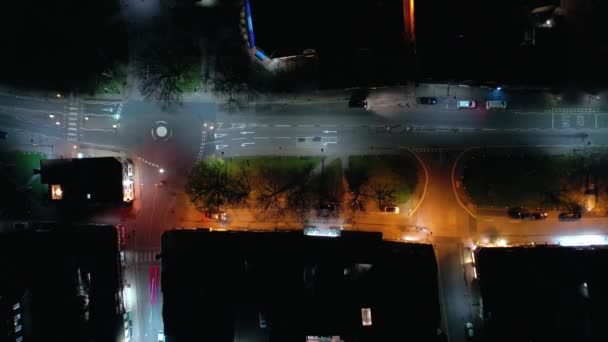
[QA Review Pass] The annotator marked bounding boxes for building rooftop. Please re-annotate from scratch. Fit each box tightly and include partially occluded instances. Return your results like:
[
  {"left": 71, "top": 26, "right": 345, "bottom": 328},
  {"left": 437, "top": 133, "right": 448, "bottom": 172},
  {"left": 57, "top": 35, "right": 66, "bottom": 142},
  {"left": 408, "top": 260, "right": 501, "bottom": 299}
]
[
  {"left": 39, "top": 157, "right": 127, "bottom": 204},
  {"left": 161, "top": 229, "right": 440, "bottom": 342},
  {"left": 476, "top": 246, "right": 608, "bottom": 342},
  {"left": 249, "top": 0, "right": 408, "bottom": 58},
  {"left": 0, "top": 224, "right": 124, "bottom": 341}
]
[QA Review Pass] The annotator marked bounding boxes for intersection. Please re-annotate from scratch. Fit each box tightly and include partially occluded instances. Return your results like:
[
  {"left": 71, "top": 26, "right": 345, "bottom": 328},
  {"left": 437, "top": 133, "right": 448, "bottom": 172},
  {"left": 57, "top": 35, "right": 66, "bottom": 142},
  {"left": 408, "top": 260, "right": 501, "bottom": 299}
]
[{"left": 1, "top": 86, "right": 607, "bottom": 341}]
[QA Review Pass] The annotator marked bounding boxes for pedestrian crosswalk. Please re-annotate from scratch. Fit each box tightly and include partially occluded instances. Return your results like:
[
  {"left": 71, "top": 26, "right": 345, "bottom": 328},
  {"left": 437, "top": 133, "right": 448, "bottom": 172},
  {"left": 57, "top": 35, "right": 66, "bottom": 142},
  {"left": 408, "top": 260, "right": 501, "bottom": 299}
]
[
  {"left": 66, "top": 98, "right": 80, "bottom": 142},
  {"left": 132, "top": 250, "right": 160, "bottom": 264}
]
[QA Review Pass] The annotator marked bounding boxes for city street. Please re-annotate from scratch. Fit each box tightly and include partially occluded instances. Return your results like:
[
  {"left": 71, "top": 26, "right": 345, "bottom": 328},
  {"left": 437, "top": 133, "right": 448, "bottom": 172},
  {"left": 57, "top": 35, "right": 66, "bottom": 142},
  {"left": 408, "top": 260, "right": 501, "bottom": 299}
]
[{"left": 1, "top": 85, "right": 608, "bottom": 341}]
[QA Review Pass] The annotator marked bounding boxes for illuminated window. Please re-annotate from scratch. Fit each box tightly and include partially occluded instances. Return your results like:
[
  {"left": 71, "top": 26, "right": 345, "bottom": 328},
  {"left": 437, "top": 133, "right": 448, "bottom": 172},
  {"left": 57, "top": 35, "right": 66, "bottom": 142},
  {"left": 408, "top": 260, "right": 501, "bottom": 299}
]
[
  {"left": 361, "top": 308, "right": 372, "bottom": 326},
  {"left": 51, "top": 185, "right": 63, "bottom": 200}
]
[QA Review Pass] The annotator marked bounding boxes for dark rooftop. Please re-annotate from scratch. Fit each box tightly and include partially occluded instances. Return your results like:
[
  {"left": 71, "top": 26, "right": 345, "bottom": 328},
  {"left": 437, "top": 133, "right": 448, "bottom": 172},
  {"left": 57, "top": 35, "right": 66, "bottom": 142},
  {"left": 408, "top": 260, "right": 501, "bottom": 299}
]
[
  {"left": 0, "top": 224, "right": 124, "bottom": 341},
  {"left": 161, "top": 229, "right": 440, "bottom": 342},
  {"left": 476, "top": 246, "right": 608, "bottom": 342},
  {"left": 40, "top": 157, "right": 125, "bottom": 204}
]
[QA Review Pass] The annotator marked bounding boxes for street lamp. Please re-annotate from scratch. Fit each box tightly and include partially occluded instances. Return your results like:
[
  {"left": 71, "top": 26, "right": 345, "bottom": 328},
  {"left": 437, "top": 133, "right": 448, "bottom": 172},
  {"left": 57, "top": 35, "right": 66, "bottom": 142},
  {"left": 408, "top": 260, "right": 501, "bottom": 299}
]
[
  {"left": 159, "top": 168, "right": 165, "bottom": 174},
  {"left": 496, "top": 86, "right": 502, "bottom": 91},
  {"left": 49, "top": 114, "right": 54, "bottom": 118}
]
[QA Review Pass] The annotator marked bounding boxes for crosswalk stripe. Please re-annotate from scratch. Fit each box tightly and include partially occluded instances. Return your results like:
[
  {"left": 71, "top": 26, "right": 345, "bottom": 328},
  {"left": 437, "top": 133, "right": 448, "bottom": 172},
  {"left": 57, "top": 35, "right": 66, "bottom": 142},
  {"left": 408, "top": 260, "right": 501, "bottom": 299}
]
[{"left": 68, "top": 127, "right": 77, "bottom": 131}]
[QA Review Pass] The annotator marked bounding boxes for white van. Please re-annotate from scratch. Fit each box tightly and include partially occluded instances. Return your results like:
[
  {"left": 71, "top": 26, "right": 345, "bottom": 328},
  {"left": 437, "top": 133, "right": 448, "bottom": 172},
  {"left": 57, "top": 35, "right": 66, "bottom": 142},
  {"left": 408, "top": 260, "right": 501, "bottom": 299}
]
[
  {"left": 485, "top": 100, "right": 507, "bottom": 109},
  {"left": 457, "top": 100, "right": 477, "bottom": 109}
]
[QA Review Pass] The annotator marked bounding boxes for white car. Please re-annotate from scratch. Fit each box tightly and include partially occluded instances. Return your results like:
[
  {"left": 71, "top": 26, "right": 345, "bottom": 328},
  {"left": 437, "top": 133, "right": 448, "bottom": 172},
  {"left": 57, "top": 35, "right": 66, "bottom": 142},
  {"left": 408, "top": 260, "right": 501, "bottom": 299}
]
[
  {"left": 382, "top": 205, "right": 400, "bottom": 214},
  {"left": 457, "top": 100, "right": 477, "bottom": 109}
]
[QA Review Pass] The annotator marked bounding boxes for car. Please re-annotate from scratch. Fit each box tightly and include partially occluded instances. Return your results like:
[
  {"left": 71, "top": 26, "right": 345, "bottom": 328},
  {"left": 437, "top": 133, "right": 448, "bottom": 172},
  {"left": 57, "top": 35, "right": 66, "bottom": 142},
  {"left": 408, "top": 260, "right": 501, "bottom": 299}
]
[
  {"left": 457, "top": 100, "right": 477, "bottom": 109},
  {"left": 465, "top": 322, "right": 474, "bottom": 340},
  {"left": 558, "top": 211, "right": 582, "bottom": 221},
  {"left": 206, "top": 210, "right": 227, "bottom": 221},
  {"left": 417, "top": 96, "right": 438, "bottom": 105},
  {"left": 485, "top": 100, "right": 507, "bottom": 109},
  {"left": 157, "top": 330, "right": 165, "bottom": 342},
  {"left": 259, "top": 311, "right": 268, "bottom": 329},
  {"left": 526, "top": 212, "right": 548, "bottom": 220},
  {"left": 382, "top": 205, "right": 400, "bottom": 214},
  {"left": 348, "top": 98, "right": 367, "bottom": 109},
  {"left": 507, "top": 207, "right": 526, "bottom": 219}
]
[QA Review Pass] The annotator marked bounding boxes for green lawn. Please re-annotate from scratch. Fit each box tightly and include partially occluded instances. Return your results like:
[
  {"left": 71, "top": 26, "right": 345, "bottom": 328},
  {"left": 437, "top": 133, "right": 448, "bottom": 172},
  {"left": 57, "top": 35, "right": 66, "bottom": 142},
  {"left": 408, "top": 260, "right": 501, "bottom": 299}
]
[
  {"left": 92, "top": 68, "right": 127, "bottom": 95},
  {"left": 461, "top": 149, "right": 594, "bottom": 208},
  {"left": 177, "top": 62, "right": 201, "bottom": 93},
  {"left": 2, "top": 151, "right": 48, "bottom": 201},
  {"left": 347, "top": 155, "right": 418, "bottom": 204},
  {"left": 225, "top": 156, "right": 321, "bottom": 178}
]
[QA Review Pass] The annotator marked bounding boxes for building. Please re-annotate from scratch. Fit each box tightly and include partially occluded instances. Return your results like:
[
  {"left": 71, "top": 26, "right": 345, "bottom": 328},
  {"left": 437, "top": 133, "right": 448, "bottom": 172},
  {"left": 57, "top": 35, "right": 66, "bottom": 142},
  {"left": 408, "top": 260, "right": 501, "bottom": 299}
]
[
  {"left": 476, "top": 245, "right": 608, "bottom": 342},
  {"left": 38, "top": 156, "right": 134, "bottom": 205},
  {"left": 161, "top": 229, "right": 440, "bottom": 342},
  {"left": 0, "top": 224, "right": 126, "bottom": 342}
]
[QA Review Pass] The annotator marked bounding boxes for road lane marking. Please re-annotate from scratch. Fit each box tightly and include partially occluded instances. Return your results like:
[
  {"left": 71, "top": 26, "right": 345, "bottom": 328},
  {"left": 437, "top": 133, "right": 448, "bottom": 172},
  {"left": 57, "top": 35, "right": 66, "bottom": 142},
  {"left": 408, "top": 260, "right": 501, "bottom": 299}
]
[
  {"left": 275, "top": 124, "right": 291, "bottom": 127},
  {"left": 322, "top": 130, "right": 337, "bottom": 134},
  {"left": 68, "top": 127, "right": 77, "bottom": 131},
  {"left": 254, "top": 137, "right": 269, "bottom": 139},
  {"left": 214, "top": 133, "right": 227, "bottom": 138},
  {"left": 298, "top": 124, "right": 313, "bottom": 127},
  {"left": 216, "top": 145, "right": 228, "bottom": 150},
  {"left": 241, "top": 142, "right": 255, "bottom": 147},
  {"left": 275, "top": 137, "right": 291, "bottom": 139},
  {"left": 323, "top": 141, "right": 337, "bottom": 146},
  {"left": 232, "top": 138, "right": 246, "bottom": 141},
  {"left": 240, "top": 131, "right": 255, "bottom": 134}
]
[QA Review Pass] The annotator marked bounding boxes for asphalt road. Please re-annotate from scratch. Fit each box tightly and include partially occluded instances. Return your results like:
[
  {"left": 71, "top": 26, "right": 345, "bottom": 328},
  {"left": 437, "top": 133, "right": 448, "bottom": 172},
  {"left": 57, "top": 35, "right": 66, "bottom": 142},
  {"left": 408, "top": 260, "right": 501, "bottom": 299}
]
[{"left": 1, "top": 87, "right": 607, "bottom": 342}]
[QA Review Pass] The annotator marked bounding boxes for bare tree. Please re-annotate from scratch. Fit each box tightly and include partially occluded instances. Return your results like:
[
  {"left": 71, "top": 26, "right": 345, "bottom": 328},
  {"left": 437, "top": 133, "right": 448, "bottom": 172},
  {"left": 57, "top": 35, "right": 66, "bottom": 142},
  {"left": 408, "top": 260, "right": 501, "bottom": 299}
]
[
  {"left": 367, "top": 182, "right": 396, "bottom": 209},
  {"left": 186, "top": 158, "right": 251, "bottom": 212}
]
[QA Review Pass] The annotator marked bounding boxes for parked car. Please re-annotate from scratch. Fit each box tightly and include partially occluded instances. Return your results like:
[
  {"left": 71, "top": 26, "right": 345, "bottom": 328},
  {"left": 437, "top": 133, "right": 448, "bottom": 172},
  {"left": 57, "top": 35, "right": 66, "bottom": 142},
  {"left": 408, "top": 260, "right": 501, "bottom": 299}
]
[
  {"left": 465, "top": 322, "right": 474, "bottom": 341},
  {"left": 526, "top": 212, "right": 548, "bottom": 220},
  {"left": 259, "top": 311, "right": 268, "bottom": 329},
  {"left": 457, "top": 100, "right": 477, "bottom": 109},
  {"left": 382, "top": 205, "right": 400, "bottom": 214},
  {"left": 417, "top": 96, "right": 438, "bottom": 105},
  {"left": 206, "top": 210, "right": 227, "bottom": 221},
  {"left": 486, "top": 100, "right": 507, "bottom": 109},
  {"left": 507, "top": 207, "right": 526, "bottom": 219},
  {"left": 348, "top": 98, "right": 368, "bottom": 109},
  {"left": 558, "top": 211, "right": 582, "bottom": 221}
]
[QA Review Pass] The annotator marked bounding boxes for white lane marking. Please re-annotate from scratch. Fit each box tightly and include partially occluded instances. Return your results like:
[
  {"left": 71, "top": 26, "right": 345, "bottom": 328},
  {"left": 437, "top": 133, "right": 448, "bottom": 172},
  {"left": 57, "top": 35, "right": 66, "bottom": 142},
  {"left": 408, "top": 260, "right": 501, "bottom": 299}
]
[
  {"left": 232, "top": 138, "right": 246, "bottom": 141},
  {"left": 323, "top": 142, "right": 337, "bottom": 146},
  {"left": 68, "top": 132, "right": 78, "bottom": 136},
  {"left": 298, "top": 124, "right": 313, "bottom": 127},
  {"left": 241, "top": 142, "right": 255, "bottom": 147},
  {"left": 79, "top": 128, "right": 114, "bottom": 132},
  {"left": 68, "top": 122, "right": 77, "bottom": 126},
  {"left": 275, "top": 124, "right": 291, "bottom": 127},
  {"left": 275, "top": 137, "right": 291, "bottom": 139},
  {"left": 216, "top": 122, "right": 223, "bottom": 130},
  {"left": 69, "top": 107, "right": 79, "bottom": 110},
  {"left": 214, "top": 133, "right": 227, "bottom": 138},
  {"left": 216, "top": 145, "right": 229, "bottom": 150},
  {"left": 320, "top": 124, "right": 337, "bottom": 127},
  {"left": 68, "top": 127, "right": 77, "bottom": 131},
  {"left": 102, "top": 107, "right": 114, "bottom": 112},
  {"left": 322, "top": 130, "right": 337, "bottom": 134},
  {"left": 240, "top": 131, "right": 255, "bottom": 135},
  {"left": 254, "top": 137, "right": 269, "bottom": 139}
]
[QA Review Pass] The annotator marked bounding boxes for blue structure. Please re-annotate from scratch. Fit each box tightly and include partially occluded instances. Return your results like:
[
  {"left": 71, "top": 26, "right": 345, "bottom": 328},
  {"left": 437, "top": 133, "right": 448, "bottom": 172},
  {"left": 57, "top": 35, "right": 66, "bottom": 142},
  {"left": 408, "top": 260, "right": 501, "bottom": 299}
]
[{"left": 244, "top": 0, "right": 256, "bottom": 48}]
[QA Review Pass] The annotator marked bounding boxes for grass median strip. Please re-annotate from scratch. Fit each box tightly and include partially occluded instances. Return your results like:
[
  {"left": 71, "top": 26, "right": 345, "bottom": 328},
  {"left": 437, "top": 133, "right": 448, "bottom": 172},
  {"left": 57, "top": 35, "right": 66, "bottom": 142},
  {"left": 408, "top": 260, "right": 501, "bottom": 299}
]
[{"left": 461, "top": 148, "right": 608, "bottom": 209}]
